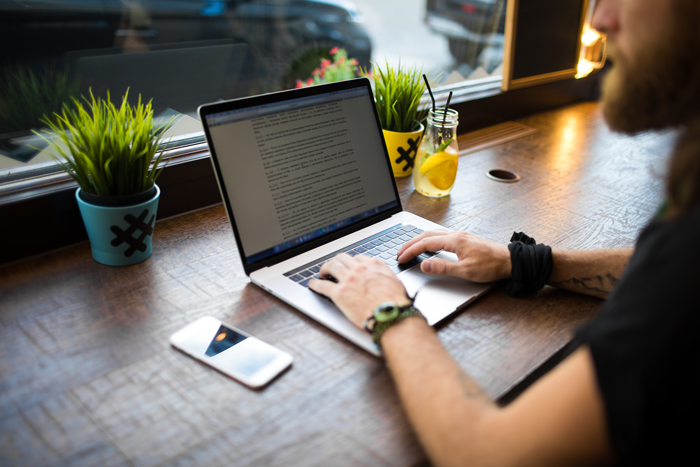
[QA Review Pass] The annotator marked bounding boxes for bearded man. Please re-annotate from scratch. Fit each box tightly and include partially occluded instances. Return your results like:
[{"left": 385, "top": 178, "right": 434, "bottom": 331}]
[{"left": 309, "top": 0, "right": 700, "bottom": 465}]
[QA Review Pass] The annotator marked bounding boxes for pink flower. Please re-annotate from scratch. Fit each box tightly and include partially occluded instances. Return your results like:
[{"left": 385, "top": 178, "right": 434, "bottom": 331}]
[
  {"left": 295, "top": 80, "right": 304, "bottom": 88},
  {"left": 321, "top": 59, "right": 331, "bottom": 69},
  {"left": 350, "top": 59, "right": 358, "bottom": 66},
  {"left": 330, "top": 47, "right": 339, "bottom": 55},
  {"left": 338, "top": 56, "right": 345, "bottom": 64},
  {"left": 306, "top": 78, "right": 314, "bottom": 86}
]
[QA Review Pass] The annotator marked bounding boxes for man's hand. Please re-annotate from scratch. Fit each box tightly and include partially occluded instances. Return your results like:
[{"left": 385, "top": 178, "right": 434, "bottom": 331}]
[
  {"left": 398, "top": 230, "right": 512, "bottom": 283},
  {"left": 309, "top": 253, "right": 411, "bottom": 329}
]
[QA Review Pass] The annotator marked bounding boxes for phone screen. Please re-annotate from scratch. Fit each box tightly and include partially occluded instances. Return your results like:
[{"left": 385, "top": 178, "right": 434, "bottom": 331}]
[
  {"left": 170, "top": 316, "right": 292, "bottom": 385},
  {"left": 205, "top": 324, "right": 248, "bottom": 356}
]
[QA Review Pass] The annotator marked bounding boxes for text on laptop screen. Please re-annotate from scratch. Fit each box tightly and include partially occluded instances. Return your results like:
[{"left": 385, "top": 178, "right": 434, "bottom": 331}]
[{"left": 206, "top": 87, "right": 399, "bottom": 263}]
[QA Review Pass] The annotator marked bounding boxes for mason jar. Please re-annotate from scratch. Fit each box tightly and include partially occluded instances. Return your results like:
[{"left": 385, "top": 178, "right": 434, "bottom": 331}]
[{"left": 414, "top": 107, "right": 459, "bottom": 197}]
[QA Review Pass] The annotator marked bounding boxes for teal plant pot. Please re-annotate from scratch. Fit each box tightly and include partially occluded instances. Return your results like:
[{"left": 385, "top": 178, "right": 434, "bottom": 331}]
[{"left": 76, "top": 185, "right": 160, "bottom": 266}]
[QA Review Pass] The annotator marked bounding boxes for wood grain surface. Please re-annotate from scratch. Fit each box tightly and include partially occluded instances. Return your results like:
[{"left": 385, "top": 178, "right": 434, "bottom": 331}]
[{"left": 0, "top": 102, "right": 675, "bottom": 467}]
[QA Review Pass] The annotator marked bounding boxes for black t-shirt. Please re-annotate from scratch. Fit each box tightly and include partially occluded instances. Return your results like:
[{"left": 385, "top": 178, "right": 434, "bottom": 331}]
[{"left": 576, "top": 205, "right": 700, "bottom": 466}]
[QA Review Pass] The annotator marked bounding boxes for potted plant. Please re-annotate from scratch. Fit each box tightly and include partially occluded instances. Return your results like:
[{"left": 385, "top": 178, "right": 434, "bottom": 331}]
[
  {"left": 35, "top": 89, "right": 172, "bottom": 266},
  {"left": 370, "top": 61, "right": 429, "bottom": 178}
]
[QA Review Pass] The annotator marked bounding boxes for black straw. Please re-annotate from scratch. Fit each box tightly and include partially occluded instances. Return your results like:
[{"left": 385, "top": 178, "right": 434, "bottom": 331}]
[
  {"left": 423, "top": 74, "right": 436, "bottom": 113},
  {"left": 441, "top": 91, "right": 453, "bottom": 128}
]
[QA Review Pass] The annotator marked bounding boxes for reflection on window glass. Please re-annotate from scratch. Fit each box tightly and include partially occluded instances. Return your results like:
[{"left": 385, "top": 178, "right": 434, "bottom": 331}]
[
  {"left": 0, "top": 0, "right": 505, "bottom": 176},
  {"left": 424, "top": 0, "right": 506, "bottom": 78}
]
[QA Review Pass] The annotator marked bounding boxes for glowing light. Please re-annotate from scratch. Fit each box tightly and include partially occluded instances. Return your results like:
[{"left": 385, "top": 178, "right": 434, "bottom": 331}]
[
  {"left": 215, "top": 332, "right": 226, "bottom": 341},
  {"left": 581, "top": 29, "right": 601, "bottom": 47},
  {"left": 577, "top": 27, "right": 606, "bottom": 79},
  {"left": 576, "top": 59, "right": 595, "bottom": 79}
]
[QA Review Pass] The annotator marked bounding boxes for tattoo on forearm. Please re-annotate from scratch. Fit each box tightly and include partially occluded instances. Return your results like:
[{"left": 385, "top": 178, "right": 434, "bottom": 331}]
[
  {"left": 457, "top": 372, "right": 486, "bottom": 400},
  {"left": 551, "top": 274, "right": 618, "bottom": 295}
]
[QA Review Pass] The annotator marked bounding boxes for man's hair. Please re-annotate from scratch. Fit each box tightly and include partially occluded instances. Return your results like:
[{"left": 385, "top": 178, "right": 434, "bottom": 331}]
[
  {"left": 662, "top": 2, "right": 700, "bottom": 218},
  {"left": 667, "top": 120, "right": 700, "bottom": 218}
]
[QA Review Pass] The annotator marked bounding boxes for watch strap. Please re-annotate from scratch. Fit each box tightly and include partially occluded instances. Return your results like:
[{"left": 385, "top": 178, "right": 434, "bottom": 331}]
[{"left": 367, "top": 304, "right": 424, "bottom": 345}]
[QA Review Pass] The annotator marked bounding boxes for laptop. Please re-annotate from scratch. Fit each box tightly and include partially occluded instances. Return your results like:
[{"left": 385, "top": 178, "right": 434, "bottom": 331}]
[{"left": 199, "top": 78, "right": 492, "bottom": 356}]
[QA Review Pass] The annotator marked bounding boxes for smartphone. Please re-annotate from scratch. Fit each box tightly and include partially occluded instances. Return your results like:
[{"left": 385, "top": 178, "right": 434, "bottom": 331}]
[{"left": 170, "top": 316, "right": 293, "bottom": 388}]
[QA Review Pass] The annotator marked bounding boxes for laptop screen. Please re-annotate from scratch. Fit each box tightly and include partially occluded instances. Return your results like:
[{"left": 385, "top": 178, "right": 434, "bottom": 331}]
[{"left": 202, "top": 80, "right": 400, "bottom": 266}]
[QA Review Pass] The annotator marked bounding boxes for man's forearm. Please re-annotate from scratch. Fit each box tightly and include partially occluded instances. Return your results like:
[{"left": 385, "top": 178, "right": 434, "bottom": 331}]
[
  {"left": 379, "top": 317, "right": 614, "bottom": 467},
  {"left": 381, "top": 317, "right": 496, "bottom": 467},
  {"left": 548, "top": 248, "right": 633, "bottom": 298}
]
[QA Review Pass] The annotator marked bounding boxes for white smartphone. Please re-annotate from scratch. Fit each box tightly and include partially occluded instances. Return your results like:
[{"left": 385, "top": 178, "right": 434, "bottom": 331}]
[{"left": 170, "top": 316, "right": 293, "bottom": 388}]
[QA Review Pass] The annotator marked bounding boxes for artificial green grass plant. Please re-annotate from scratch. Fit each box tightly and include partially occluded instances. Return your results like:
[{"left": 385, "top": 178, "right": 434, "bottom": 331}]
[
  {"left": 371, "top": 61, "right": 428, "bottom": 133},
  {"left": 36, "top": 89, "right": 172, "bottom": 198}
]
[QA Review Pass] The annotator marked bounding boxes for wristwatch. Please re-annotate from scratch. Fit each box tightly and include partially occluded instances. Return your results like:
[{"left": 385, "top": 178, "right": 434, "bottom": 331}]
[{"left": 364, "top": 302, "right": 424, "bottom": 345}]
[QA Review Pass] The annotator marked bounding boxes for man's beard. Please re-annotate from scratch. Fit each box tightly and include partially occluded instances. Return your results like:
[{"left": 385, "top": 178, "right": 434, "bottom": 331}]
[{"left": 601, "top": 4, "right": 700, "bottom": 135}]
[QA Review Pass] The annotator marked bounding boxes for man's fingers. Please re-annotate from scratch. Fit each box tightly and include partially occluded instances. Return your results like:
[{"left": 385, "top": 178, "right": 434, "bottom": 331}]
[
  {"left": 332, "top": 252, "right": 354, "bottom": 267},
  {"left": 420, "top": 257, "right": 458, "bottom": 277},
  {"left": 353, "top": 253, "right": 376, "bottom": 263},
  {"left": 320, "top": 253, "right": 352, "bottom": 280},
  {"left": 398, "top": 235, "right": 457, "bottom": 263},
  {"left": 308, "top": 277, "right": 335, "bottom": 297},
  {"left": 398, "top": 230, "right": 449, "bottom": 256}
]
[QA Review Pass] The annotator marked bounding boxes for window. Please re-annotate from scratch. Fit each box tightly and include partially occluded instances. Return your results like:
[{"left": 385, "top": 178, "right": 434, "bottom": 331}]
[
  {"left": 0, "top": 0, "right": 599, "bottom": 264},
  {"left": 0, "top": 0, "right": 510, "bottom": 183}
]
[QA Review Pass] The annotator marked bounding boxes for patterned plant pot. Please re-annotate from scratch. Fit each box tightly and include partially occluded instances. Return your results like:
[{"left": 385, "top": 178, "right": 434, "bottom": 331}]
[
  {"left": 382, "top": 122, "right": 424, "bottom": 178},
  {"left": 76, "top": 185, "right": 160, "bottom": 266}
]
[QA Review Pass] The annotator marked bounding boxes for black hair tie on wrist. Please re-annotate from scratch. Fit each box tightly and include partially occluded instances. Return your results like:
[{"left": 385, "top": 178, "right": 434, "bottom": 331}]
[{"left": 506, "top": 232, "right": 553, "bottom": 296}]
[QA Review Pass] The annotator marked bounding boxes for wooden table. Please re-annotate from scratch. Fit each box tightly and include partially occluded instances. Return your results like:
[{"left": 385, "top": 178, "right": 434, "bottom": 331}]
[{"left": 0, "top": 102, "right": 675, "bottom": 467}]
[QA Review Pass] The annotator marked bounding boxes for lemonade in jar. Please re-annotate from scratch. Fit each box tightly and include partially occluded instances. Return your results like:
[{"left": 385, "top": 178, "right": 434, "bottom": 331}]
[{"left": 414, "top": 107, "right": 459, "bottom": 197}]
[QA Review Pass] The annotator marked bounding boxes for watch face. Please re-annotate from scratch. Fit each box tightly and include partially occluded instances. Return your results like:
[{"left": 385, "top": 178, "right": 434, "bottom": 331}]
[{"left": 375, "top": 303, "right": 400, "bottom": 323}]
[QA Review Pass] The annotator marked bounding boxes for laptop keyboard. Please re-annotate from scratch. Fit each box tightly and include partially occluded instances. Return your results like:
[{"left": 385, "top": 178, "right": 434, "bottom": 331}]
[{"left": 283, "top": 224, "right": 436, "bottom": 287}]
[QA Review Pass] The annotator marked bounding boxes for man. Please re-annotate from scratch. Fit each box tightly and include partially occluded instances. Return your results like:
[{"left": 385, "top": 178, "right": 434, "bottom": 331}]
[{"left": 309, "top": 0, "right": 700, "bottom": 465}]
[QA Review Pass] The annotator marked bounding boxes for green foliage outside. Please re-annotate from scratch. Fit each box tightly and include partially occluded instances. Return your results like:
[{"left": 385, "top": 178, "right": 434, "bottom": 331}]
[
  {"left": 0, "top": 65, "right": 83, "bottom": 134},
  {"left": 35, "top": 89, "right": 173, "bottom": 198},
  {"left": 370, "top": 61, "right": 429, "bottom": 133}
]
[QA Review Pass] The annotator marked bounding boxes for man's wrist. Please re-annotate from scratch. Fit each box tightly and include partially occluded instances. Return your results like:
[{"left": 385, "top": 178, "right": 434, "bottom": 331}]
[
  {"left": 365, "top": 302, "right": 425, "bottom": 345},
  {"left": 499, "top": 245, "right": 513, "bottom": 279},
  {"left": 378, "top": 314, "right": 430, "bottom": 346}
]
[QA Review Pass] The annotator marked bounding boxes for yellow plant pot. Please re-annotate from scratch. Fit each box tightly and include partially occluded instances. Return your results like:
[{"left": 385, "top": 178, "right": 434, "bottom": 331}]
[{"left": 383, "top": 123, "right": 425, "bottom": 178}]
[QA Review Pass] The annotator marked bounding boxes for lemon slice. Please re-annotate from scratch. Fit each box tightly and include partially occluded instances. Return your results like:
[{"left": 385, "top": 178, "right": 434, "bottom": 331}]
[
  {"left": 419, "top": 146, "right": 458, "bottom": 175},
  {"left": 427, "top": 159, "right": 458, "bottom": 190}
]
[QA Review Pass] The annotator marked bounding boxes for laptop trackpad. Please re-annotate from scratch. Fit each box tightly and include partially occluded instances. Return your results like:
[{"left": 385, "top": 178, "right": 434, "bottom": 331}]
[{"left": 398, "top": 252, "right": 489, "bottom": 326}]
